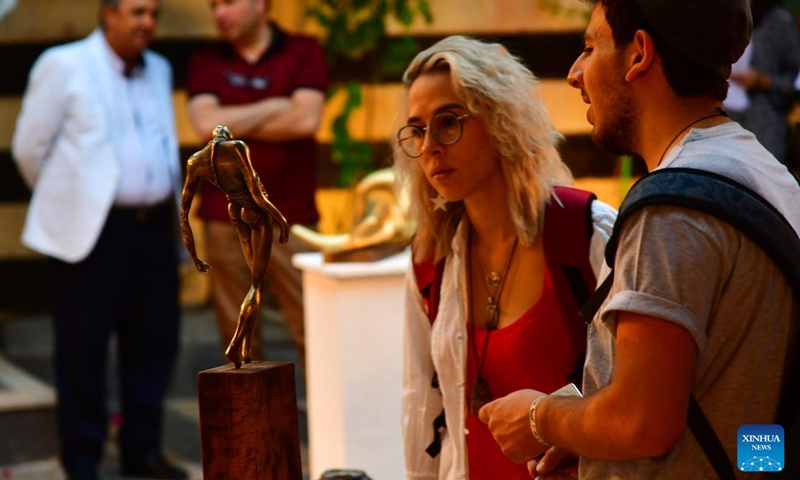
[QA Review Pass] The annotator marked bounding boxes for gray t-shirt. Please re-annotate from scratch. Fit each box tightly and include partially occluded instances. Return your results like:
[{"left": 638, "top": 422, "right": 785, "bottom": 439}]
[{"left": 580, "top": 122, "right": 800, "bottom": 479}]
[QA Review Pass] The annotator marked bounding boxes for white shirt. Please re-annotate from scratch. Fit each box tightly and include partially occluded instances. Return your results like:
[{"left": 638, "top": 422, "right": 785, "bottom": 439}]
[
  {"left": 660, "top": 121, "right": 800, "bottom": 235},
  {"left": 100, "top": 35, "right": 173, "bottom": 207}
]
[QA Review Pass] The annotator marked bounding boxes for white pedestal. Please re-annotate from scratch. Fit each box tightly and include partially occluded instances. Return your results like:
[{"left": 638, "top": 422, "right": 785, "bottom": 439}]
[{"left": 293, "top": 250, "right": 410, "bottom": 480}]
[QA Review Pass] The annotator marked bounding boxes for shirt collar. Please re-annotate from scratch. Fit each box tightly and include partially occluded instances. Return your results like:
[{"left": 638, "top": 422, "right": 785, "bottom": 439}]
[
  {"left": 658, "top": 122, "right": 740, "bottom": 170},
  {"left": 221, "top": 22, "right": 287, "bottom": 63}
]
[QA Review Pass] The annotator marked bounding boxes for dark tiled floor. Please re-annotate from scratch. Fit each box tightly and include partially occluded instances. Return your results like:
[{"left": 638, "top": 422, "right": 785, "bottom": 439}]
[{"left": 0, "top": 303, "right": 309, "bottom": 480}]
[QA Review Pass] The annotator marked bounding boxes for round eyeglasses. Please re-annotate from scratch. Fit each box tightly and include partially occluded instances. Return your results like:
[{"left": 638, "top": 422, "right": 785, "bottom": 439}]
[{"left": 397, "top": 111, "right": 471, "bottom": 158}]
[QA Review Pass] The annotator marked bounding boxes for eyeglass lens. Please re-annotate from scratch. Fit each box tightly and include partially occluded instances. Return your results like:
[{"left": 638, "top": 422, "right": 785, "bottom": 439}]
[{"left": 398, "top": 111, "right": 465, "bottom": 157}]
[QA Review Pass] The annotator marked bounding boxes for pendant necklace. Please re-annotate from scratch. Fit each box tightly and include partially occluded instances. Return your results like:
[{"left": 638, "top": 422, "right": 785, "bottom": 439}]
[{"left": 468, "top": 229, "right": 519, "bottom": 416}]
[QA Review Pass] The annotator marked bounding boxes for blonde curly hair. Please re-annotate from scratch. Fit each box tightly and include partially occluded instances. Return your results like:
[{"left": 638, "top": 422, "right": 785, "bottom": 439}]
[{"left": 393, "top": 35, "right": 573, "bottom": 263}]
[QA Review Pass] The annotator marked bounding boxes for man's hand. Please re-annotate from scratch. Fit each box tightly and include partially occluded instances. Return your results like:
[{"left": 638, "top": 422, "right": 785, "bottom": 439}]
[
  {"left": 730, "top": 69, "right": 771, "bottom": 91},
  {"left": 478, "top": 389, "right": 549, "bottom": 462}
]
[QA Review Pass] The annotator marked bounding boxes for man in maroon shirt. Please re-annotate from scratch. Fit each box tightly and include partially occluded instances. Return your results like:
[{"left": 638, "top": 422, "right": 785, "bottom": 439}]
[{"left": 186, "top": 0, "right": 328, "bottom": 367}]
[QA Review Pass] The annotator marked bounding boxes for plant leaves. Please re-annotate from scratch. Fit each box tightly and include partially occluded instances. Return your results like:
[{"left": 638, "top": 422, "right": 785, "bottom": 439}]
[
  {"left": 417, "top": 0, "right": 433, "bottom": 24},
  {"left": 305, "top": 0, "right": 434, "bottom": 186}
]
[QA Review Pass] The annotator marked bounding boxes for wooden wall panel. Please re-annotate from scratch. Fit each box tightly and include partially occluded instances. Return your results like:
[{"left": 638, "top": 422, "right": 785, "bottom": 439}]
[
  {"left": 316, "top": 80, "right": 590, "bottom": 142},
  {"left": 385, "top": 0, "right": 589, "bottom": 35},
  {"left": 0, "top": 203, "right": 34, "bottom": 260},
  {"left": 0, "top": 0, "right": 273, "bottom": 42},
  {"left": 0, "top": 0, "right": 589, "bottom": 43},
  {"left": 0, "top": 96, "right": 18, "bottom": 149},
  {"left": 0, "top": 1, "right": 92, "bottom": 42}
]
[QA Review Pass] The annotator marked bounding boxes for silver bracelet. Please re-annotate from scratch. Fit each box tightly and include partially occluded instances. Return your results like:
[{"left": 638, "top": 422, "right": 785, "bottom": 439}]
[{"left": 529, "top": 395, "right": 549, "bottom": 446}]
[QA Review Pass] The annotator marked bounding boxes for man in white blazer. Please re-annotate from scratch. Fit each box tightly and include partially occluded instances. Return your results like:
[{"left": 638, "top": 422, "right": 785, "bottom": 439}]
[{"left": 12, "top": 1, "right": 187, "bottom": 479}]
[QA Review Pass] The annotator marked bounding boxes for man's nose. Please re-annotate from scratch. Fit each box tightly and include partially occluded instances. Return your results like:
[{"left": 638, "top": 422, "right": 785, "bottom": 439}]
[
  {"left": 142, "top": 12, "right": 157, "bottom": 31},
  {"left": 213, "top": 6, "right": 226, "bottom": 21},
  {"left": 567, "top": 60, "right": 583, "bottom": 89}
]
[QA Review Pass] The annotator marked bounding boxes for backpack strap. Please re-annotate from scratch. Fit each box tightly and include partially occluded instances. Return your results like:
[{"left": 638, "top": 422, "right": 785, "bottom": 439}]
[
  {"left": 544, "top": 186, "right": 597, "bottom": 387},
  {"left": 580, "top": 167, "right": 800, "bottom": 479}
]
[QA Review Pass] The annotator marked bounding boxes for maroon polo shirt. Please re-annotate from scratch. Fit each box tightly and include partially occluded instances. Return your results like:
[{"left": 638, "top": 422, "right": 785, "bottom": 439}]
[{"left": 186, "top": 23, "right": 329, "bottom": 224}]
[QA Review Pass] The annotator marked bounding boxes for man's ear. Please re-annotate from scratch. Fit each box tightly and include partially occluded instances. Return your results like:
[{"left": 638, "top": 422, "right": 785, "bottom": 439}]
[{"left": 625, "top": 29, "right": 656, "bottom": 82}]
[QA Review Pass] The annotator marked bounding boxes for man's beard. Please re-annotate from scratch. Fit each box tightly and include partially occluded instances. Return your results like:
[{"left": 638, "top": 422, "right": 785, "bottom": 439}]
[{"left": 590, "top": 76, "right": 639, "bottom": 158}]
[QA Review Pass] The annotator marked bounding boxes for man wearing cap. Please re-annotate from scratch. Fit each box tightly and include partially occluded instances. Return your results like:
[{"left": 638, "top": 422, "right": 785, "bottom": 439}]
[{"left": 479, "top": 0, "right": 800, "bottom": 478}]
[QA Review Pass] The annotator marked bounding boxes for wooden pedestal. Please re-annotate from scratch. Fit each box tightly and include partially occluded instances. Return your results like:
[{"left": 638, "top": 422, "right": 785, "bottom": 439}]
[{"left": 197, "top": 362, "right": 302, "bottom": 480}]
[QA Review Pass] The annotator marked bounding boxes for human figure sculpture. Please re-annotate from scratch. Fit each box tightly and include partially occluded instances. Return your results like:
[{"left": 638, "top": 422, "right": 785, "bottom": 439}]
[{"left": 181, "top": 125, "right": 289, "bottom": 368}]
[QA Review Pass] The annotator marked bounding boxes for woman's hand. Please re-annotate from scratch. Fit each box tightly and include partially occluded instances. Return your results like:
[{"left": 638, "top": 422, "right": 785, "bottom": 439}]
[{"left": 528, "top": 446, "right": 578, "bottom": 479}]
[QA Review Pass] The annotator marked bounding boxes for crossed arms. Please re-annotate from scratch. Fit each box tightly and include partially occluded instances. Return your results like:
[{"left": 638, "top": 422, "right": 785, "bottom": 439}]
[{"left": 187, "top": 88, "right": 325, "bottom": 142}]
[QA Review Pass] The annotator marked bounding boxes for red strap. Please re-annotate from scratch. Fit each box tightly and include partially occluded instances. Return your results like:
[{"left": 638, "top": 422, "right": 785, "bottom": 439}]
[
  {"left": 544, "top": 186, "right": 597, "bottom": 387},
  {"left": 412, "top": 253, "right": 444, "bottom": 325},
  {"left": 544, "top": 186, "right": 596, "bottom": 270}
]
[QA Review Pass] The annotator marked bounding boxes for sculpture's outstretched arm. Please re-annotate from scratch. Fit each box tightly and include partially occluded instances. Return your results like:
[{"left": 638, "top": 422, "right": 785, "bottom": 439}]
[{"left": 181, "top": 161, "right": 211, "bottom": 274}]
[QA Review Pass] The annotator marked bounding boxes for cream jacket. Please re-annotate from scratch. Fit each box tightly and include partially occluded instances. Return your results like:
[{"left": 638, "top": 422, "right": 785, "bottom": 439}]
[{"left": 402, "top": 199, "right": 617, "bottom": 480}]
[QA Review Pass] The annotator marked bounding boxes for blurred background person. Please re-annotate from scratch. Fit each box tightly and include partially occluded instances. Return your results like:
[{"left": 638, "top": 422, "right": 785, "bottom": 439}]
[
  {"left": 729, "top": 0, "right": 800, "bottom": 166},
  {"left": 11, "top": 0, "right": 187, "bottom": 479},
  {"left": 186, "top": 0, "right": 328, "bottom": 368}
]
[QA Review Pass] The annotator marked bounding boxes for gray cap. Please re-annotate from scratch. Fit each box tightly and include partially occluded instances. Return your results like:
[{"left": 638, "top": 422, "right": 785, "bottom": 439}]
[{"left": 633, "top": 0, "right": 752, "bottom": 79}]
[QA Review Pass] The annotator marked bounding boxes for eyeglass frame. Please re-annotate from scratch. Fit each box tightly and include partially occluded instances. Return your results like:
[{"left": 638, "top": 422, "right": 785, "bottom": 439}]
[{"left": 396, "top": 111, "right": 471, "bottom": 158}]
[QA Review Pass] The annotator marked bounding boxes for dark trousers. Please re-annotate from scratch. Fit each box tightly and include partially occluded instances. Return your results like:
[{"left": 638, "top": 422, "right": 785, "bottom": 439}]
[{"left": 52, "top": 202, "right": 180, "bottom": 478}]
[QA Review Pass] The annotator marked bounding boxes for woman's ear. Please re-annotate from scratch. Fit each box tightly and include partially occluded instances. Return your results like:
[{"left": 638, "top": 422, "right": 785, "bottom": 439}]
[{"left": 625, "top": 29, "right": 656, "bottom": 82}]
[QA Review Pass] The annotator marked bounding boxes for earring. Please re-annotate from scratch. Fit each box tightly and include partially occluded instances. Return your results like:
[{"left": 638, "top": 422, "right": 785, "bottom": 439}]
[{"left": 430, "top": 193, "right": 448, "bottom": 212}]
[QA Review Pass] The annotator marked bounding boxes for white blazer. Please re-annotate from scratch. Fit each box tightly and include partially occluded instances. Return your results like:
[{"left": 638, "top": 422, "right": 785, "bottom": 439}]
[{"left": 12, "top": 29, "right": 182, "bottom": 263}]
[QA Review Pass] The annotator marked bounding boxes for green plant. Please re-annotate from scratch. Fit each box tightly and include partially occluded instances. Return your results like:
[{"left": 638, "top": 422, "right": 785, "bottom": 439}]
[
  {"left": 307, "top": 0, "right": 433, "bottom": 187},
  {"left": 786, "top": 0, "right": 800, "bottom": 16}
]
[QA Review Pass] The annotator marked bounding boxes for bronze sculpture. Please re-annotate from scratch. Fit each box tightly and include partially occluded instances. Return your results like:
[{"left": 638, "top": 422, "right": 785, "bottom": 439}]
[
  {"left": 291, "top": 168, "right": 415, "bottom": 262},
  {"left": 181, "top": 125, "right": 289, "bottom": 368}
]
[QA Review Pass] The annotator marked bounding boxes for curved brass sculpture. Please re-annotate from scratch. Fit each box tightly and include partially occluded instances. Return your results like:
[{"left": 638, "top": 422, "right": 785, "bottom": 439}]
[
  {"left": 292, "top": 168, "right": 415, "bottom": 262},
  {"left": 180, "top": 125, "right": 289, "bottom": 368}
]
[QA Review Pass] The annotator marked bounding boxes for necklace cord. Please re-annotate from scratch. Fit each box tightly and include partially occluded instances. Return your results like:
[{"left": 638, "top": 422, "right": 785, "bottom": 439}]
[
  {"left": 656, "top": 107, "right": 728, "bottom": 168},
  {"left": 469, "top": 230, "right": 519, "bottom": 382},
  {"left": 476, "top": 236, "right": 519, "bottom": 314}
]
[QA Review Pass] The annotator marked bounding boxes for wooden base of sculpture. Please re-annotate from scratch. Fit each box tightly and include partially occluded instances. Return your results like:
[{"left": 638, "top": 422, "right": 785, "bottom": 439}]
[{"left": 197, "top": 362, "right": 302, "bottom": 480}]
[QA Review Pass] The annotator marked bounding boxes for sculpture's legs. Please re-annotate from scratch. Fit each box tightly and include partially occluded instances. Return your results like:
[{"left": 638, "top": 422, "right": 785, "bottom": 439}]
[
  {"left": 241, "top": 286, "right": 261, "bottom": 363},
  {"left": 242, "top": 223, "right": 273, "bottom": 364},
  {"left": 225, "top": 287, "right": 260, "bottom": 367},
  {"left": 226, "top": 222, "right": 272, "bottom": 368},
  {"left": 224, "top": 315, "right": 245, "bottom": 368}
]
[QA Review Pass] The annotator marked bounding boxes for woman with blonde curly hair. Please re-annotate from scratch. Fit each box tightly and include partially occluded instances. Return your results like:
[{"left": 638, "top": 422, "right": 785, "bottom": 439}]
[{"left": 396, "top": 36, "right": 617, "bottom": 480}]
